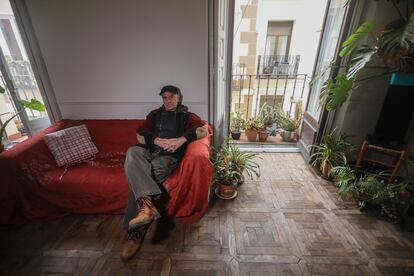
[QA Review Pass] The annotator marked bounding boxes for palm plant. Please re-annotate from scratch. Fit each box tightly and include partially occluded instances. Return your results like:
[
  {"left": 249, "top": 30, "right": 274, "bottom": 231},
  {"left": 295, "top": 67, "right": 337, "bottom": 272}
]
[
  {"left": 212, "top": 144, "right": 260, "bottom": 185},
  {"left": 222, "top": 144, "right": 260, "bottom": 184},
  {"left": 310, "top": 131, "right": 356, "bottom": 178},
  {"left": 319, "top": 0, "right": 414, "bottom": 110},
  {"left": 211, "top": 147, "right": 240, "bottom": 186}
]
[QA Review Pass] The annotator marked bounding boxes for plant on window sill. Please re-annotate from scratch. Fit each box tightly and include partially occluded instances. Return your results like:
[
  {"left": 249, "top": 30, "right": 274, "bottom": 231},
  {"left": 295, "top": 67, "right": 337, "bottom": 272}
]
[{"left": 0, "top": 85, "right": 46, "bottom": 153}]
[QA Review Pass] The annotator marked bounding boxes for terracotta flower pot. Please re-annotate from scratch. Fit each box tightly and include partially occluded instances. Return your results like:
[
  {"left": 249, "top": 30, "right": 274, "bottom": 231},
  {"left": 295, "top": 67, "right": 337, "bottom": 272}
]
[
  {"left": 245, "top": 130, "right": 258, "bottom": 142},
  {"left": 258, "top": 131, "right": 268, "bottom": 142},
  {"left": 218, "top": 183, "right": 237, "bottom": 198}
]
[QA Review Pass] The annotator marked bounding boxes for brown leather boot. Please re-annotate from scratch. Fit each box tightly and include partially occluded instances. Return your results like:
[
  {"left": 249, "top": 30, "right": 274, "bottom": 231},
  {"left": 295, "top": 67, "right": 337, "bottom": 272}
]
[
  {"left": 120, "top": 224, "right": 150, "bottom": 262},
  {"left": 128, "top": 196, "right": 160, "bottom": 231}
]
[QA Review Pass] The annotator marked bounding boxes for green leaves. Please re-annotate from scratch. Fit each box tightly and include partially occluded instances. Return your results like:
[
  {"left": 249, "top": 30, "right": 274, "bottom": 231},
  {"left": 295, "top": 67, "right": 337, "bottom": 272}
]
[
  {"left": 340, "top": 21, "right": 375, "bottom": 57},
  {"left": 0, "top": 85, "right": 5, "bottom": 94},
  {"left": 0, "top": 98, "right": 46, "bottom": 143},
  {"left": 378, "top": 12, "right": 414, "bottom": 60},
  {"left": 18, "top": 99, "right": 46, "bottom": 112},
  {"left": 211, "top": 143, "right": 260, "bottom": 186},
  {"left": 316, "top": 21, "right": 374, "bottom": 111},
  {"left": 347, "top": 45, "right": 377, "bottom": 79},
  {"left": 320, "top": 73, "right": 354, "bottom": 110}
]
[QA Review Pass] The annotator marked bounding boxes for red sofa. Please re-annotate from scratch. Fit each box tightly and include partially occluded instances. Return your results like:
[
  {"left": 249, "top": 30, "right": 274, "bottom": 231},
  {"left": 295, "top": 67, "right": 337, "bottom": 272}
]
[{"left": 0, "top": 119, "right": 213, "bottom": 226}]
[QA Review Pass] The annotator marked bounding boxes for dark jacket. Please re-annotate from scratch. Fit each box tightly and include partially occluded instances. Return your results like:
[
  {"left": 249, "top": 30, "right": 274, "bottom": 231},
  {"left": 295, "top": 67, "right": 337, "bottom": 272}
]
[{"left": 136, "top": 104, "right": 204, "bottom": 160}]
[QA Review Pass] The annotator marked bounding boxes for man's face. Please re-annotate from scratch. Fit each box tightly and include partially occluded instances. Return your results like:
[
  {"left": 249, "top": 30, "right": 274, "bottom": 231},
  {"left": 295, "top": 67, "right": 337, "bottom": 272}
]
[{"left": 161, "top": 91, "right": 179, "bottom": 111}]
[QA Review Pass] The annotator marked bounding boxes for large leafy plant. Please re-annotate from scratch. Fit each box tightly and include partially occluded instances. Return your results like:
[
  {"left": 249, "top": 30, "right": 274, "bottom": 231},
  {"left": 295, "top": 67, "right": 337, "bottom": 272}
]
[
  {"left": 211, "top": 144, "right": 260, "bottom": 186},
  {"left": 320, "top": 0, "right": 414, "bottom": 110},
  {"left": 221, "top": 143, "right": 260, "bottom": 181},
  {"left": 310, "top": 131, "right": 356, "bottom": 176}
]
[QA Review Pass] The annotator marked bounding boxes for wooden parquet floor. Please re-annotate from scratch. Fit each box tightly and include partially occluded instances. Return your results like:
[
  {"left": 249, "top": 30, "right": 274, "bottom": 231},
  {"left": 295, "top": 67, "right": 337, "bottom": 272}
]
[{"left": 1, "top": 153, "right": 414, "bottom": 275}]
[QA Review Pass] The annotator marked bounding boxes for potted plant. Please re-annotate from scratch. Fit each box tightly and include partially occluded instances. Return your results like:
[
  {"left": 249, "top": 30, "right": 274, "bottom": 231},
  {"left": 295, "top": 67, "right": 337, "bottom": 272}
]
[
  {"left": 279, "top": 114, "right": 301, "bottom": 142},
  {"left": 277, "top": 101, "right": 302, "bottom": 142},
  {"left": 257, "top": 103, "right": 284, "bottom": 142},
  {"left": 211, "top": 146, "right": 241, "bottom": 198},
  {"left": 215, "top": 168, "right": 241, "bottom": 198},
  {"left": 309, "top": 131, "right": 356, "bottom": 178},
  {"left": 230, "top": 111, "right": 244, "bottom": 140},
  {"left": 243, "top": 117, "right": 263, "bottom": 142},
  {"left": 319, "top": 0, "right": 414, "bottom": 111},
  {"left": 221, "top": 143, "right": 260, "bottom": 186},
  {"left": 0, "top": 86, "right": 46, "bottom": 152}
]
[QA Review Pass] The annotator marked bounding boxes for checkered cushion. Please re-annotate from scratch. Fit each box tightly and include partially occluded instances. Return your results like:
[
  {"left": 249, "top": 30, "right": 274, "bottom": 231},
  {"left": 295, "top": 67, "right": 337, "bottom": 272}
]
[{"left": 44, "top": 124, "right": 99, "bottom": 167}]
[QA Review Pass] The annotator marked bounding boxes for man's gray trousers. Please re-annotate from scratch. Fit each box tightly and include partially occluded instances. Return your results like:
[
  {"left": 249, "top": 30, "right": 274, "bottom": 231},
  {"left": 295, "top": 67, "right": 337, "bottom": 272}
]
[{"left": 123, "top": 146, "right": 178, "bottom": 229}]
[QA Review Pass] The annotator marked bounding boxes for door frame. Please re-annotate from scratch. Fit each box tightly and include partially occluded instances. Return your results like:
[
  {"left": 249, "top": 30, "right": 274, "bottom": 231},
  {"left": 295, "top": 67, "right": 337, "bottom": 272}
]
[
  {"left": 209, "top": 0, "right": 235, "bottom": 147},
  {"left": 299, "top": 0, "right": 360, "bottom": 161},
  {"left": 9, "top": 0, "right": 61, "bottom": 124}
]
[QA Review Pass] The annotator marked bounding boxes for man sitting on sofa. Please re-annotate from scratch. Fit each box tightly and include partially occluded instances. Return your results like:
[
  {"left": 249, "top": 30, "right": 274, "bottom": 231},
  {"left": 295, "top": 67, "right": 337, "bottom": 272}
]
[{"left": 121, "top": 85, "right": 208, "bottom": 261}]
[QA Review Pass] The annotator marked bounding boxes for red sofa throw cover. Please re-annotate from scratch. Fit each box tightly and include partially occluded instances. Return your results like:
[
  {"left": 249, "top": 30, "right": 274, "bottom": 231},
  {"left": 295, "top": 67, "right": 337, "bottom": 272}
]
[{"left": 0, "top": 119, "right": 213, "bottom": 226}]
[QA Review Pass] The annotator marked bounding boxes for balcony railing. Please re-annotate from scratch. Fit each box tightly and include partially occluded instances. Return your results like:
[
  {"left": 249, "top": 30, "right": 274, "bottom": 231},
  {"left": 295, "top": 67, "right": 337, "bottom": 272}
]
[
  {"left": 231, "top": 73, "right": 308, "bottom": 119},
  {"left": 4, "top": 56, "right": 46, "bottom": 119},
  {"left": 257, "top": 55, "right": 300, "bottom": 76}
]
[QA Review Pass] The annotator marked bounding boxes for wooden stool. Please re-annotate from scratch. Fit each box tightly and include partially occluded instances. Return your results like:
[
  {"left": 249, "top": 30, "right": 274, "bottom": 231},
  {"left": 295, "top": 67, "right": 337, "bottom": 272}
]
[{"left": 355, "top": 140, "right": 406, "bottom": 183}]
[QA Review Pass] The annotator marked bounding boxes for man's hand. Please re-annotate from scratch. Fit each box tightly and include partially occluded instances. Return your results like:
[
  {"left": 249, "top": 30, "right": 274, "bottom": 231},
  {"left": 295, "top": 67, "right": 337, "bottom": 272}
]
[
  {"left": 154, "top": 137, "right": 169, "bottom": 148},
  {"left": 162, "top": 137, "right": 187, "bottom": 152}
]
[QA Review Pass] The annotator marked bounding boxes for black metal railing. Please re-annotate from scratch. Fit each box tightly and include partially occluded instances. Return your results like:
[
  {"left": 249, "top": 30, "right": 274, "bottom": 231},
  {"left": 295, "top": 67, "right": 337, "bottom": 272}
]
[
  {"left": 231, "top": 73, "right": 307, "bottom": 119},
  {"left": 257, "top": 55, "right": 300, "bottom": 76}
]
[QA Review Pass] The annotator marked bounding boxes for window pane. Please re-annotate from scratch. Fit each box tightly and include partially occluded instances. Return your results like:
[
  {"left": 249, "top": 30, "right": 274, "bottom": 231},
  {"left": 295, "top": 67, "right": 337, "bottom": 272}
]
[
  {"left": 276, "top": 35, "right": 288, "bottom": 56},
  {"left": 265, "top": 36, "right": 276, "bottom": 56},
  {"left": 307, "top": 0, "right": 347, "bottom": 119}
]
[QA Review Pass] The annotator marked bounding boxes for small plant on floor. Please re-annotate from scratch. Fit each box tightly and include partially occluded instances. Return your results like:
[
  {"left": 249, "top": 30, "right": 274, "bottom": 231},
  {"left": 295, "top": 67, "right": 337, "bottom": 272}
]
[
  {"left": 330, "top": 165, "right": 414, "bottom": 228},
  {"left": 310, "top": 131, "right": 356, "bottom": 179},
  {"left": 220, "top": 143, "right": 260, "bottom": 186},
  {"left": 212, "top": 147, "right": 241, "bottom": 199},
  {"left": 330, "top": 165, "right": 358, "bottom": 198},
  {"left": 391, "top": 156, "right": 414, "bottom": 228},
  {"left": 211, "top": 143, "right": 261, "bottom": 198},
  {"left": 357, "top": 174, "right": 401, "bottom": 223}
]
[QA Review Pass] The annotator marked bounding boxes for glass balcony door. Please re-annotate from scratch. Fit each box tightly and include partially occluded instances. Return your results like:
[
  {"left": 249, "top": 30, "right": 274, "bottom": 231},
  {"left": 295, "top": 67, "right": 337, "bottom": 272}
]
[{"left": 0, "top": 5, "right": 50, "bottom": 145}]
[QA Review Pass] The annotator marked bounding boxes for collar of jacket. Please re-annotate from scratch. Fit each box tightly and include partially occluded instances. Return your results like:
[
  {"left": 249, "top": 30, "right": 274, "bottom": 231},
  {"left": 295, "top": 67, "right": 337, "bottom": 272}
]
[{"left": 159, "top": 104, "right": 189, "bottom": 113}]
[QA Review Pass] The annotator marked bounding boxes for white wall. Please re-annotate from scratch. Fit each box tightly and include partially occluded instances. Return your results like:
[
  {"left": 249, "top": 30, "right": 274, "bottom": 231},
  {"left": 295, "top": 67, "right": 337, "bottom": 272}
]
[
  {"left": 233, "top": 0, "right": 250, "bottom": 61},
  {"left": 25, "top": 0, "right": 209, "bottom": 119},
  {"left": 256, "top": 0, "right": 327, "bottom": 76},
  {"left": 232, "top": 0, "right": 327, "bottom": 76},
  {"left": 0, "top": 0, "right": 12, "bottom": 15}
]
